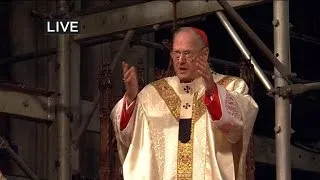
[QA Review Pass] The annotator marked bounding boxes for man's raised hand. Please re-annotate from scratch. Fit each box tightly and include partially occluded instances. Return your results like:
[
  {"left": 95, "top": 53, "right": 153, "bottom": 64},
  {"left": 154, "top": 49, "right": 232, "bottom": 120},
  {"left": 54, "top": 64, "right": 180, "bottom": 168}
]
[
  {"left": 122, "top": 61, "right": 139, "bottom": 104},
  {"left": 196, "top": 56, "right": 217, "bottom": 96}
]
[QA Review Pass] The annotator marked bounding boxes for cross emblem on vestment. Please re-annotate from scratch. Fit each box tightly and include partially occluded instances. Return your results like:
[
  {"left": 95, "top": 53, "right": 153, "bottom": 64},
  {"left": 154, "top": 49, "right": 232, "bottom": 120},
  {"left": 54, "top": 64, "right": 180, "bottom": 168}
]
[
  {"left": 183, "top": 103, "right": 191, "bottom": 109},
  {"left": 183, "top": 86, "right": 191, "bottom": 93}
]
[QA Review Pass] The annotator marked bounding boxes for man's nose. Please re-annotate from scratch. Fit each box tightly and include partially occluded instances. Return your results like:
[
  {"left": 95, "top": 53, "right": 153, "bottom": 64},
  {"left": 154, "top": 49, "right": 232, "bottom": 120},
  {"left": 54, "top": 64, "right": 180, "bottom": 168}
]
[{"left": 177, "top": 55, "right": 187, "bottom": 63}]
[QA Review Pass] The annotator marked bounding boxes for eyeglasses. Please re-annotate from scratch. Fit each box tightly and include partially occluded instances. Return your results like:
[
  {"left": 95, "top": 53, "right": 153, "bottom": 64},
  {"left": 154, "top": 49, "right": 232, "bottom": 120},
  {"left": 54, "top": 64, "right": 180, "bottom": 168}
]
[{"left": 170, "top": 47, "right": 206, "bottom": 61}]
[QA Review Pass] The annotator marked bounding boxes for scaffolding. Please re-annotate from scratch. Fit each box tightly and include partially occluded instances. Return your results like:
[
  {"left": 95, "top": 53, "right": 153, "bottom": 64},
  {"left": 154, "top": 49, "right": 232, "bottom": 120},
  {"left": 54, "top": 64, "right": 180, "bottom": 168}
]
[{"left": 1, "top": 0, "right": 320, "bottom": 180}]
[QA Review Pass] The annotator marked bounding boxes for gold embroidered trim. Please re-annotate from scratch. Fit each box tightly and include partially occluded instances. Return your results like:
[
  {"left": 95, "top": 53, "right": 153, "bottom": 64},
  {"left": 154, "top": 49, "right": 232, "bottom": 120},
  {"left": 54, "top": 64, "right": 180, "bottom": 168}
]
[
  {"left": 194, "top": 95, "right": 206, "bottom": 123},
  {"left": 217, "top": 76, "right": 237, "bottom": 88},
  {"left": 177, "top": 93, "right": 200, "bottom": 180},
  {"left": 152, "top": 79, "right": 207, "bottom": 179},
  {"left": 151, "top": 79, "right": 181, "bottom": 120}
]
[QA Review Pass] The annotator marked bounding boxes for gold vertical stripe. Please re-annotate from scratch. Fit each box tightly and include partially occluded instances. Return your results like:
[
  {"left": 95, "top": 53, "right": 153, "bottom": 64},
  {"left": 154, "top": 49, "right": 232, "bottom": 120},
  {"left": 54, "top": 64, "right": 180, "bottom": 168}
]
[
  {"left": 151, "top": 79, "right": 181, "bottom": 120},
  {"left": 194, "top": 95, "right": 206, "bottom": 123},
  {"left": 177, "top": 92, "right": 202, "bottom": 180},
  {"left": 152, "top": 78, "right": 212, "bottom": 179}
]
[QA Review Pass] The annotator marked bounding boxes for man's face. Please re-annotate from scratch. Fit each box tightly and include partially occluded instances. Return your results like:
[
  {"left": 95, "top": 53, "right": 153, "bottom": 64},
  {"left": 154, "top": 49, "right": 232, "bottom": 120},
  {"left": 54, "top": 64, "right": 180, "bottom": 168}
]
[{"left": 171, "top": 31, "right": 208, "bottom": 83}]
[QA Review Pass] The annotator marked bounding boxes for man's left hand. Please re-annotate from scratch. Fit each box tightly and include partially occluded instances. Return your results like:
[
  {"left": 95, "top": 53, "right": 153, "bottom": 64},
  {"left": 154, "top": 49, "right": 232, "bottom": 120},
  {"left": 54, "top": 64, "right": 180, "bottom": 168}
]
[{"left": 196, "top": 56, "right": 217, "bottom": 96}]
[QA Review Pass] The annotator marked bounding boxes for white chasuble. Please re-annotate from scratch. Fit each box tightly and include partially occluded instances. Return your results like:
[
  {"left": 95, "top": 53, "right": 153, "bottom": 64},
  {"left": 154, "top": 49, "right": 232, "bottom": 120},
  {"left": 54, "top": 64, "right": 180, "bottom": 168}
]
[{"left": 110, "top": 73, "right": 259, "bottom": 180}]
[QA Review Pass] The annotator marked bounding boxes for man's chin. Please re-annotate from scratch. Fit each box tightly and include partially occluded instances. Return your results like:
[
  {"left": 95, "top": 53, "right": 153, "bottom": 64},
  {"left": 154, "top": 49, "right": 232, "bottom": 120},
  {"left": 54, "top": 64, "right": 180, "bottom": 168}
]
[{"left": 177, "top": 74, "right": 192, "bottom": 83}]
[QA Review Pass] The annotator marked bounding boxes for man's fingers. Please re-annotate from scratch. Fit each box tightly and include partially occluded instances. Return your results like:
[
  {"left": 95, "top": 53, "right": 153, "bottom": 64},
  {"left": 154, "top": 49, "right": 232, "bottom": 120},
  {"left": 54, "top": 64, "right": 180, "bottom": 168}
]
[
  {"left": 197, "top": 69, "right": 207, "bottom": 79},
  {"left": 196, "top": 62, "right": 210, "bottom": 80},
  {"left": 124, "top": 67, "right": 136, "bottom": 80},
  {"left": 122, "top": 61, "right": 127, "bottom": 72},
  {"left": 122, "top": 62, "right": 129, "bottom": 75},
  {"left": 197, "top": 55, "right": 206, "bottom": 62},
  {"left": 196, "top": 61, "right": 205, "bottom": 70},
  {"left": 125, "top": 72, "right": 136, "bottom": 84},
  {"left": 197, "top": 57, "right": 209, "bottom": 67},
  {"left": 196, "top": 61, "right": 208, "bottom": 74},
  {"left": 123, "top": 67, "right": 135, "bottom": 79},
  {"left": 122, "top": 61, "right": 125, "bottom": 69},
  {"left": 133, "top": 66, "right": 138, "bottom": 75}
]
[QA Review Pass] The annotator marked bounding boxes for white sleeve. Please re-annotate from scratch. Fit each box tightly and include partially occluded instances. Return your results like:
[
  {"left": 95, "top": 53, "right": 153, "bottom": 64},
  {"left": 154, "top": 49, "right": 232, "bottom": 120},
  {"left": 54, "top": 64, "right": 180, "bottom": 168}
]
[
  {"left": 110, "top": 97, "right": 136, "bottom": 147},
  {"left": 212, "top": 79, "right": 258, "bottom": 143}
]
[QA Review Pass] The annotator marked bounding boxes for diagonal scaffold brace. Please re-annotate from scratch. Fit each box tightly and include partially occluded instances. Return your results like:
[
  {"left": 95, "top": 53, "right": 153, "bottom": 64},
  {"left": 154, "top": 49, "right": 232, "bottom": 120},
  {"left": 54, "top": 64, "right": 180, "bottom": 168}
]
[
  {"left": 215, "top": 11, "right": 274, "bottom": 92},
  {"left": 216, "top": 0, "right": 293, "bottom": 85},
  {"left": 216, "top": 0, "right": 320, "bottom": 98},
  {"left": 71, "top": 29, "right": 135, "bottom": 149},
  {"left": 0, "top": 136, "right": 39, "bottom": 180}
]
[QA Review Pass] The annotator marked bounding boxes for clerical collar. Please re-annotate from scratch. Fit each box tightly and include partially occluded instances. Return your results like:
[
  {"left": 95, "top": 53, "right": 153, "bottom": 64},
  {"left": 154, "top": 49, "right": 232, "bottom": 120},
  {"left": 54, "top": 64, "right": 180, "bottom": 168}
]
[{"left": 177, "top": 77, "right": 203, "bottom": 94}]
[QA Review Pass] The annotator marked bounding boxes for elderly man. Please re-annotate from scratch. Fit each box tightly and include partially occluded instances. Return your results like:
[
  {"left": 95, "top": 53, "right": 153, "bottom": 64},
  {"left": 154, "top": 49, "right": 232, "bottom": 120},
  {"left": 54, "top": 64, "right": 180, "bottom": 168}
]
[{"left": 110, "top": 27, "right": 258, "bottom": 180}]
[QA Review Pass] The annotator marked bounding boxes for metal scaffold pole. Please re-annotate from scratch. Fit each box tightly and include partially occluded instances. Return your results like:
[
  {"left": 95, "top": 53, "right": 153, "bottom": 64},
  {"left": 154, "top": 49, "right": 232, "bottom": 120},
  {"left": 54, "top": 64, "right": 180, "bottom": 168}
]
[
  {"left": 273, "top": 1, "right": 291, "bottom": 179},
  {"left": 57, "top": 0, "right": 71, "bottom": 179},
  {"left": 216, "top": 11, "right": 273, "bottom": 91}
]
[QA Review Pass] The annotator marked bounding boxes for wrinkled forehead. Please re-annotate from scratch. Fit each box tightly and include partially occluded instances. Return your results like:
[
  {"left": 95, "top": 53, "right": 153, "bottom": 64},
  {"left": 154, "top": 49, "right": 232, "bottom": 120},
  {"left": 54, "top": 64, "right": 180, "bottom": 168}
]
[{"left": 172, "top": 31, "right": 201, "bottom": 51}]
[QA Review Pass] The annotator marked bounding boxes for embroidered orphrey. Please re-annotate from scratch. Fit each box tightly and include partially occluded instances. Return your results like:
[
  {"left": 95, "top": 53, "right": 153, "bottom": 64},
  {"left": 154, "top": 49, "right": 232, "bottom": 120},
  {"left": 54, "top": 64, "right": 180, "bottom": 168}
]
[{"left": 151, "top": 78, "right": 227, "bottom": 179}]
